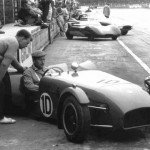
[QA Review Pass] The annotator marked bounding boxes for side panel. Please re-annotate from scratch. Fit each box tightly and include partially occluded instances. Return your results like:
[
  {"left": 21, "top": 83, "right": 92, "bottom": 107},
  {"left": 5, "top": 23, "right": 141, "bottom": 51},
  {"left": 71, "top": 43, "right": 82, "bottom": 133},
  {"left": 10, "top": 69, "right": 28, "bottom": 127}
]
[{"left": 9, "top": 69, "right": 25, "bottom": 107}]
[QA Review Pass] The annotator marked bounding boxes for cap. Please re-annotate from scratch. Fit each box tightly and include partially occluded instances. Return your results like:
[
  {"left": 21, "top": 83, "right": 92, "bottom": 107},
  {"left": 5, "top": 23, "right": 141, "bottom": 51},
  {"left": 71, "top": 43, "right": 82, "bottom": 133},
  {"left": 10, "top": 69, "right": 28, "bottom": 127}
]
[{"left": 31, "top": 51, "right": 46, "bottom": 58}]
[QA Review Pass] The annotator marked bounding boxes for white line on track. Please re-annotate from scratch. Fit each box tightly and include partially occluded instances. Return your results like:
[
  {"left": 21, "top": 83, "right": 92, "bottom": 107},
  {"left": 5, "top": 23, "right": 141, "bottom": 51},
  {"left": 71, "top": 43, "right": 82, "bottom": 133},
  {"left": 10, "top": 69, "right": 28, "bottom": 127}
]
[{"left": 118, "top": 39, "right": 150, "bottom": 74}]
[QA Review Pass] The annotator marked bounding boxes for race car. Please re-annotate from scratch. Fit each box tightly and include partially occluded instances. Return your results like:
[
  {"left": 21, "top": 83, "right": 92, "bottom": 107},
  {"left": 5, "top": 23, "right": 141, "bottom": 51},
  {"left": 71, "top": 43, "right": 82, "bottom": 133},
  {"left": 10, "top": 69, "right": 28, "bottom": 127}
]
[
  {"left": 76, "top": 13, "right": 132, "bottom": 35},
  {"left": 66, "top": 20, "right": 121, "bottom": 41},
  {"left": 8, "top": 60, "right": 150, "bottom": 143}
]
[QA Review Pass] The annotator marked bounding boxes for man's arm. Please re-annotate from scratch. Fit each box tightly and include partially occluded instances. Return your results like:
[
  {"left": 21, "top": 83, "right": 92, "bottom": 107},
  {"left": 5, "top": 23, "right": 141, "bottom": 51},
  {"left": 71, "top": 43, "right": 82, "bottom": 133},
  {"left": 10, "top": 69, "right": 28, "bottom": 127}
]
[
  {"left": 11, "top": 58, "right": 27, "bottom": 73},
  {"left": 0, "top": 53, "right": 14, "bottom": 82}
]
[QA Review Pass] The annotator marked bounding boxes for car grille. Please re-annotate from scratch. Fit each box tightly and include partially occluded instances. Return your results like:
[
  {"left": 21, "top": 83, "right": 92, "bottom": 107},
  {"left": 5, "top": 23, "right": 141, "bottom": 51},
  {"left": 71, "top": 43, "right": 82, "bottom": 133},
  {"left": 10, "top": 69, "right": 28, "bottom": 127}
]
[
  {"left": 123, "top": 108, "right": 150, "bottom": 129},
  {"left": 89, "top": 106, "right": 113, "bottom": 128}
]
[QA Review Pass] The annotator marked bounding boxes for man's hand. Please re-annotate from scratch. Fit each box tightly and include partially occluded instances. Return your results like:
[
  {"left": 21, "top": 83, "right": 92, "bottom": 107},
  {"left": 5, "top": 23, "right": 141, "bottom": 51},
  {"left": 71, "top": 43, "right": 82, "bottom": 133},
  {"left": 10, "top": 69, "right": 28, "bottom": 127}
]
[
  {"left": 11, "top": 58, "right": 28, "bottom": 73},
  {"left": 17, "top": 66, "right": 28, "bottom": 73},
  {"left": 22, "top": 66, "right": 28, "bottom": 72}
]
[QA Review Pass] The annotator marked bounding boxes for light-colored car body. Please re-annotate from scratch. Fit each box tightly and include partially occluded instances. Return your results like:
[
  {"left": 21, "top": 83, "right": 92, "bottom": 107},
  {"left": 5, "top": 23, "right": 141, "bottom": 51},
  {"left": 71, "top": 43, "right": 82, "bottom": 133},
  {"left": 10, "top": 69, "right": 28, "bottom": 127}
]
[{"left": 66, "top": 20, "right": 121, "bottom": 40}]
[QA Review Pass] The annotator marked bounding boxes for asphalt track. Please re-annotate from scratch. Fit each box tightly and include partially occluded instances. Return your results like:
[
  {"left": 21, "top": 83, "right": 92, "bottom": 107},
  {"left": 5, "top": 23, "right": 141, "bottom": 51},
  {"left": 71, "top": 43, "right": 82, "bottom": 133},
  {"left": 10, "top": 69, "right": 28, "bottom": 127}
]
[{"left": 1, "top": 8, "right": 150, "bottom": 150}]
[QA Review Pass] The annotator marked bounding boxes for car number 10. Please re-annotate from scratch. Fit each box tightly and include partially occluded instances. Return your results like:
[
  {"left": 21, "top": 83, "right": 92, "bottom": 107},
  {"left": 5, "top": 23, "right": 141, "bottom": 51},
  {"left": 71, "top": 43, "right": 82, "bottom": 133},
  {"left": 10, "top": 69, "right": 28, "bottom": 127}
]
[{"left": 40, "top": 93, "right": 53, "bottom": 117}]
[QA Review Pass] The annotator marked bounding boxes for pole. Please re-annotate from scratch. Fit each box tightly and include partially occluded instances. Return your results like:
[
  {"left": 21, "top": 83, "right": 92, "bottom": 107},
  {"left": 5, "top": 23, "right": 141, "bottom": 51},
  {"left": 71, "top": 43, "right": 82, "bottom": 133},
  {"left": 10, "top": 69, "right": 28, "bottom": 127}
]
[{"left": 3, "top": 0, "right": 5, "bottom": 24}]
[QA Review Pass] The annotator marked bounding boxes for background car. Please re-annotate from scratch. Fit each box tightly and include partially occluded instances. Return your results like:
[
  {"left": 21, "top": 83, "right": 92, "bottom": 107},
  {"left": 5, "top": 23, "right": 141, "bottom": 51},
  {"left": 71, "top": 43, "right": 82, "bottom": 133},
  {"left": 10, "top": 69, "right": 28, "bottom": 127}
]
[
  {"left": 76, "top": 11, "right": 132, "bottom": 36},
  {"left": 8, "top": 60, "right": 150, "bottom": 143},
  {"left": 66, "top": 20, "right": 121, "bottom": 40},
  {"left": 71, "top": 9, "right": 88, "bottom": 21}
]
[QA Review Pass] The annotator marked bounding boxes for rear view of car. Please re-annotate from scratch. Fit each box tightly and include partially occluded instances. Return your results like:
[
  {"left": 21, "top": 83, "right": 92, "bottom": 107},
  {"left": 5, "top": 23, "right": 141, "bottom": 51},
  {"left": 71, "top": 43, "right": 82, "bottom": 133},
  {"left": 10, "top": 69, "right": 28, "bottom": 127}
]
[{"left": 66, "top": 20, "right": 121, "bottom": 41}]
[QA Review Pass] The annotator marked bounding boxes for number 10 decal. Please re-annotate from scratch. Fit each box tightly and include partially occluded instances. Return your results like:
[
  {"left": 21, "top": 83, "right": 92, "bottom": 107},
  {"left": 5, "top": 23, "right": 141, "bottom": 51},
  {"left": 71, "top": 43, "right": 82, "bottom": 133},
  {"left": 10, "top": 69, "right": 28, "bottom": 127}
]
[{"left": 40, "top": 93, "right": 53, "bottom": 117}]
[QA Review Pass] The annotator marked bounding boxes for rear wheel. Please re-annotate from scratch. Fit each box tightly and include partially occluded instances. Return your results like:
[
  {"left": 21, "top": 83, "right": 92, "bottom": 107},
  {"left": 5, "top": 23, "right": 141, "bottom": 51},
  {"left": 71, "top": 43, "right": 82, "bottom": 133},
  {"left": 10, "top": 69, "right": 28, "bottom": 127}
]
[
  {"left": 112, "top": 36, "right": 117, "bottom": 40},
  {"left": 88, "top": 35, "right": 94, "bottom": 41},
  {"left": 62, "top": 95, "right": 90, "bottom": 143},
  {"left": 66, "top": 32, "right": 73, "bottom": 40}
]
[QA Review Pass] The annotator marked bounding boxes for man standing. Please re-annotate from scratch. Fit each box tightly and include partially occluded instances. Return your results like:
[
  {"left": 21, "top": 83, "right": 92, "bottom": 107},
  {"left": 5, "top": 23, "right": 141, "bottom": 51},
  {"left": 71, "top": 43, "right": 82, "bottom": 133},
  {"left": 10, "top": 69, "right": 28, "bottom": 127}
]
[
  {"left": 103, "top": 3, "right": 110, "bottom": 18},
  {"left": 39, "top": 0, "right": 54, "bottom": 22},
  {"left": 0, "top": 29, "right": 32, "bottom": 124}
]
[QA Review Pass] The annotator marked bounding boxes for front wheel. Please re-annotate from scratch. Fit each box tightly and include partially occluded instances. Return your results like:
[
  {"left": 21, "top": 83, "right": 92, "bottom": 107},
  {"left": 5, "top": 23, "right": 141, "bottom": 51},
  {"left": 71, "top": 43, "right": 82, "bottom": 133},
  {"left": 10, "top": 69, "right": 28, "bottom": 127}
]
[
  {"left": 62, "top": 95, "right": 90, "bottom": 143},
  {"left": 66, "top": 32, "right": 73, "bottom": 40}
]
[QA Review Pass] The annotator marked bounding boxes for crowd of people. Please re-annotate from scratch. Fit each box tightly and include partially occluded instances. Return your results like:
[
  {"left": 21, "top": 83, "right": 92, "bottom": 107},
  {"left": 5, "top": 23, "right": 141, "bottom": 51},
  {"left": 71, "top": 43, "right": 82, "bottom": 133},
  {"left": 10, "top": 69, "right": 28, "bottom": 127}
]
[
  {"left": 0, "top": 0, "right": 80, "bottom": 35},
  {"left": 17, "top": 0, "right": 53, "bottom": 28}
]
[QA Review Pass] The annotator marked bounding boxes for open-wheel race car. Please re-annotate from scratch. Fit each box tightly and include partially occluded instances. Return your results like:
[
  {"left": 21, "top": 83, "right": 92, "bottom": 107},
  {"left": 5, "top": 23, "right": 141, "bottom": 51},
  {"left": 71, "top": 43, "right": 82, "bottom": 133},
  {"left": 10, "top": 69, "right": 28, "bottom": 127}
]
[
  {"left": 9, "top": 60, "right": 150, "bottom": 143},
  {"left": 66, "top": 20, "right": 121, "bottom": 41}
]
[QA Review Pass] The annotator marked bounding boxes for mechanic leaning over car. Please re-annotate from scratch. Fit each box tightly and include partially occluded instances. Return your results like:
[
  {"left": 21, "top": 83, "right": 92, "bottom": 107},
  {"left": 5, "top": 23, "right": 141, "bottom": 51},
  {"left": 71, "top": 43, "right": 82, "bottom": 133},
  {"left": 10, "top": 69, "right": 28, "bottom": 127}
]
[
  {"left": 22, "top": 50, "right": 47, "bottom": 112},
  {"left": 0, "top": 29, "right": 32, "bottom": 124}
]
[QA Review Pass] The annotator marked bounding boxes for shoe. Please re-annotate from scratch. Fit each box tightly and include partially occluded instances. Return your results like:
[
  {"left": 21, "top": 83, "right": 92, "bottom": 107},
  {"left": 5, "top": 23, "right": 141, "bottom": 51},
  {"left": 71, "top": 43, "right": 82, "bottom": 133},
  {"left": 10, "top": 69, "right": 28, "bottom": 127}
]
[
  {"left": 0, "top": 117, "right": 16, "bottom": 124},
  {"left": 41, "top": 23, "right": 49, "bottom": 29},
  {"left": 0, "top": 30, "right": 5, "bottom": 34}
]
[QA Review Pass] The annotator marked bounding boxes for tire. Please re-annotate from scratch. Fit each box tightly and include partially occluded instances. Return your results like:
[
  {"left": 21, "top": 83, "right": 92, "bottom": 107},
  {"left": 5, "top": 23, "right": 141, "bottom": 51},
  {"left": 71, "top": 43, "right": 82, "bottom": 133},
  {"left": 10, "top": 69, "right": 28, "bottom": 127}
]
[
  {"left": 112, "top": 36, "right": 117, "bottom": 40},
  {"left": 88, "top": 35, "right": 94, "bottom": 41},
  {"left": 121, "top": 30, "right": 128, "bottom": 35},
  {"left": 62, "top": 95, "right": 90, "bottom": 143},
  {"left": 66, "top": 32, "right": 73, "bottom": 40}
]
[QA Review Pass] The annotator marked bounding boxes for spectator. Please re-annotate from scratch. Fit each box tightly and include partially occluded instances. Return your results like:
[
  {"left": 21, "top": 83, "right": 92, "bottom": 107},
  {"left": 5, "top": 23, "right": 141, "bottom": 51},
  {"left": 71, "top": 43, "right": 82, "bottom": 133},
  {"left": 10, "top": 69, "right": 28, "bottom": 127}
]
[
  {"left": 39, "top": 0, "right": 54, "bottom": 22},
  {"left": 18, "top": 0, "right": 48, "bottom": 28},
  {"left": 103, "top": 3, "right": 110, "bottom": 18},
  {"left": 0, "top": 29, "right": 32, "bottom": 124},
  {"left": 46, "top": 2, "right": 53, "bottom": 22},
  {"left": 22, "top": 51, "right": 47, "bottom": 111},
  {"left": 61, "top": 4, "right": 69, "bottom": 32},
  {"left": 62, "top": 4, "right": 69, "bottom": 22},
  {"left": 55, "top": 2, "right": 67, "bottom": 36}
]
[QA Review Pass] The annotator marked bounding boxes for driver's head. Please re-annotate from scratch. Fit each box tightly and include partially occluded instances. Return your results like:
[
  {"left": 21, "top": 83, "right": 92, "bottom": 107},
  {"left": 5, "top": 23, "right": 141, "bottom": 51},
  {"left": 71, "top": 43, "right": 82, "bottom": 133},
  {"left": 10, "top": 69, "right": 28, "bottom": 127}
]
[{"left": 32, "top": 51, "right": 46, "bottom": 69}]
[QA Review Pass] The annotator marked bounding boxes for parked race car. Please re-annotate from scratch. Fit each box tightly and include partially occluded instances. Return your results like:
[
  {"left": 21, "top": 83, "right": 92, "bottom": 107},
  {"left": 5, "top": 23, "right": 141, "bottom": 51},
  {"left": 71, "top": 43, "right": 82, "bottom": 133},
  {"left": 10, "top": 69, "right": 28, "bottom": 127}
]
[
  {"left": 76, "top": 12, "right": 132, "bottom": 35},
  {"left": 66, "top": 20, "right": 121, "bottom": 40},
  {"left": 8, "top": 60, "right": 150, "bottom": 143}
]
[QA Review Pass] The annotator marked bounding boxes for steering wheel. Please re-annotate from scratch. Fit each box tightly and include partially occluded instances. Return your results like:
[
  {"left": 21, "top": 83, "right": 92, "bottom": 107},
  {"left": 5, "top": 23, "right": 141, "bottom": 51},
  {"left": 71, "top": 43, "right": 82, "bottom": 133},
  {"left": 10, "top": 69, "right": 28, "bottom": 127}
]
[{"left": 43, "top": 67, "right": 64, "bottom": 77}]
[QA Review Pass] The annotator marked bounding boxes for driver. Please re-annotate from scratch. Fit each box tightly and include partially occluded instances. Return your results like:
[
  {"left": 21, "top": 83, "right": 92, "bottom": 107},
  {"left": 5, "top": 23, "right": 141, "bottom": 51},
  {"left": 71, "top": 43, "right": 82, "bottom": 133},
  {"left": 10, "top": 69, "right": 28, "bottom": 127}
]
[{"left": 22, "top": 50, "right": 47, "bottom": 112}]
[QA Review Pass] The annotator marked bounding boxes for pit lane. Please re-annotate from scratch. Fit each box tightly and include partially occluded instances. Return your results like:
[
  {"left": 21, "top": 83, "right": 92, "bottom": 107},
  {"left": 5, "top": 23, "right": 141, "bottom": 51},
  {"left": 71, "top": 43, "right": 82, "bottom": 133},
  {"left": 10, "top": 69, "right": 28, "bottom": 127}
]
[{"left": 1, "top": 8, "right": 150, "bottom": 150}]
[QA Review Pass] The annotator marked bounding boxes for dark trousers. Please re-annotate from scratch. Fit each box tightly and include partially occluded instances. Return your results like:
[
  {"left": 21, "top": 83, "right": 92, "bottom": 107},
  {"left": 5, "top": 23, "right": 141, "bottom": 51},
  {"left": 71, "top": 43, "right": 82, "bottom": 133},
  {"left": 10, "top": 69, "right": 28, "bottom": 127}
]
[
  {"left": 0, "top": 72, "right": 12, "bottom": 119},
  {"left": 40, "top": 1, "right": 51, "bottom": 22},
  {"left": 24, "top": 91, "right": 39, "bottom": 113}
]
